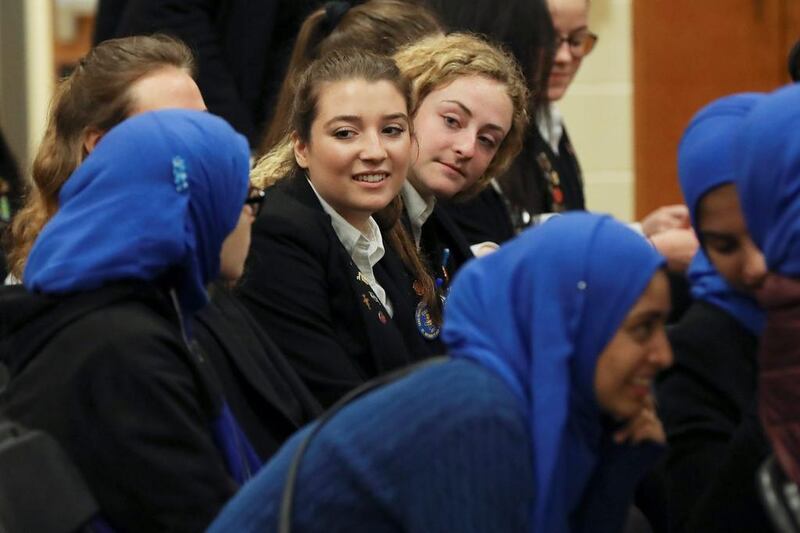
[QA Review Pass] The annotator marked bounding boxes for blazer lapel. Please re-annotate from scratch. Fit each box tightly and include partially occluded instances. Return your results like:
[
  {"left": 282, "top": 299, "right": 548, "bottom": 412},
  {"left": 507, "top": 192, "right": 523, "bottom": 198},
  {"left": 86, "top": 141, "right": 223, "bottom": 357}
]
[{"left": 193, "top": 295, "right": 310, "bottom": 427}]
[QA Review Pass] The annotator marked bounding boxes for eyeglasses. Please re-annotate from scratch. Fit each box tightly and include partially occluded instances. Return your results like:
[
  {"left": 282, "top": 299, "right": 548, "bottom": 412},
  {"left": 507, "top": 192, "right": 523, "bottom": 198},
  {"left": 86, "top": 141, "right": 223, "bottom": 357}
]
[
  {"left": 555, "top": 30, "right": 598, "bottom": 58},
  {"left": 244, "top": 185, "right": 266, "bottom": 216}
]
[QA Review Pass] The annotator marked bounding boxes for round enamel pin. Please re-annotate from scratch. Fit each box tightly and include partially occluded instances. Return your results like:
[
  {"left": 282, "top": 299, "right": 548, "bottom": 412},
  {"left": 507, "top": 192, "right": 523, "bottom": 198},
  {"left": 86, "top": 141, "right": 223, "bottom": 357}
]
[{"left": 415, "top": 301, "right": 440, "bottom": 340}]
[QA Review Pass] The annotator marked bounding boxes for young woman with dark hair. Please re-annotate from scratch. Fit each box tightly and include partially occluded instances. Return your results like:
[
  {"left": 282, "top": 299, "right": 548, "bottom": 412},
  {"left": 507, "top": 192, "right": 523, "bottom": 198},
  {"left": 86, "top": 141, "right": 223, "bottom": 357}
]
[
  {"left": 734, "top": 82, "right": 800, "bottom": 501},
  {"left": 242, "top": 50, "right": 431, "bottom": 407},
  {"left": 656, "top": 93, "right": 772, "bottom": 533}
]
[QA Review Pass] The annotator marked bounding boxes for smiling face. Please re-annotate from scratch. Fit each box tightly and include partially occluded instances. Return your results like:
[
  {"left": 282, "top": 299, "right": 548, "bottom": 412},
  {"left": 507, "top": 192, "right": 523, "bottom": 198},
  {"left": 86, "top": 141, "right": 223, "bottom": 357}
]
[
  {"left": 697, "top": 183, "right": 767, "bottom": 294},
  {"left": 294, "top": 78, "right": 411, "bottom": 231},
  {"left": 409, "top": 75, "right": 513, "bottom": 200},
  {"left": 547, "top": 0, "right": 590, "bottom": 102},
  {"left": 594, "top": 270, "right": 673, "bottom": 420}
]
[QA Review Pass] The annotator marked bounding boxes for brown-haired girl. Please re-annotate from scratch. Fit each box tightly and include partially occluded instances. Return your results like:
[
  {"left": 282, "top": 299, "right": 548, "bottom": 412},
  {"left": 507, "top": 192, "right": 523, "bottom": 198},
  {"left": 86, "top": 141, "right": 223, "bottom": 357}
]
[{"left": 239, "top": 49, "right": 434, "bottom": 407}]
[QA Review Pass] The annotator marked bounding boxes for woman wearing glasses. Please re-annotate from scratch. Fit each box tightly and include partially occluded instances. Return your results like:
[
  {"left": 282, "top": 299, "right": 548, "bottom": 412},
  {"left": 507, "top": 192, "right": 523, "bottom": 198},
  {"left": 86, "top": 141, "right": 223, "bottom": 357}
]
[
  {"left": 1, "top": 110, "right": 262, "bottom": 532},
  {"left": 3, "top": 35, "right": 321, "bottom": 462}
]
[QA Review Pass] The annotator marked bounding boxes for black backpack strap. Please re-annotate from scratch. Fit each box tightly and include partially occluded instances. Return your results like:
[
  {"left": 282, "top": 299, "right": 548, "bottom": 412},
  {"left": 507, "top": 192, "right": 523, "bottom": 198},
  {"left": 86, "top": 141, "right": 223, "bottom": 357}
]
[{"left": 0, "top": 421, "right": 100, "bottom": 533}]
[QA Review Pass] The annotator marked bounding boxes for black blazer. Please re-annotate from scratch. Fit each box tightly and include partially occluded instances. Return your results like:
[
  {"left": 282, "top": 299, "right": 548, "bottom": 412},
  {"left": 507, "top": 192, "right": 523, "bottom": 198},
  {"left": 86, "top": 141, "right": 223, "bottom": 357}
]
[
  {"left": 237, "top": 175, "right": 434, "bottom": 407},
  {"left": 98, "top": 0, "right": 316, "bottom": 144},
  {"left": 0, "top": 283, "right": 236, "bottom": 532},
  {"left": 497, "top": 124, "right": 585, "bottom": 217},
  {"left": 192, "top": 285, "right": 321, "bottom": 460},
  {"left": 656, "top": 301, "right": 759, "bottom": 532},
  {"left": 439, "top": 124, "right": 586, "bottom": 248},
  {"left": 439, "top": 186, "right": 516, "bottom": 246},
  {"left": 682, "top": 402, "right": 771, "bottom": 533},
  {"left": 417, "top": 203, "right": 475, "bottom": 282}
]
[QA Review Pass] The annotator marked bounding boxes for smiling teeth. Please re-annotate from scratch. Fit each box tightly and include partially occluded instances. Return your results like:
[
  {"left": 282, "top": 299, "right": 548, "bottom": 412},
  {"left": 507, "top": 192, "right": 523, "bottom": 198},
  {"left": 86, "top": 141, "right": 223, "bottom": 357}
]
[{"left": 354, "top": 174, "right": 387, "bottom": 183}]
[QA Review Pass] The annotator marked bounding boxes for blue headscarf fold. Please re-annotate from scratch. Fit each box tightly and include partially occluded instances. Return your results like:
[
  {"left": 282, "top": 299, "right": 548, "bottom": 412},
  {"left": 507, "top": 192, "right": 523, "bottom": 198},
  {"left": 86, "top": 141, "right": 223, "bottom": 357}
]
[
  {"left": 24, "top": 109, "right": 250, "bottom": 321},
  {"left": 686, "top": 252, "right": 764, "bottom": 334},
  {"left": 442, "top": 212, "right": 664, "bottom": 533},
  {"left": 677, "top": 92, "right": 765, "bottom": 334},
  {"left": 736, "top": 83, "right": 800, "bottom": 276}
]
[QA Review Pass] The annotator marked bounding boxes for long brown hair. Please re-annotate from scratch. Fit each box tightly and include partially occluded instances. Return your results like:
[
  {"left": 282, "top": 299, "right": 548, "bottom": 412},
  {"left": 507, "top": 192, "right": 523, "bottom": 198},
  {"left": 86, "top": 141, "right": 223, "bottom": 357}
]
[
  {"left": 6, "top": 34, "right": 195, "bottom": 280},
  {"left": 258, "top": 0, "right": 442, "bottom": 155},
  {"left": 252, "top": 49, "right": 443, "bottom": 324}
]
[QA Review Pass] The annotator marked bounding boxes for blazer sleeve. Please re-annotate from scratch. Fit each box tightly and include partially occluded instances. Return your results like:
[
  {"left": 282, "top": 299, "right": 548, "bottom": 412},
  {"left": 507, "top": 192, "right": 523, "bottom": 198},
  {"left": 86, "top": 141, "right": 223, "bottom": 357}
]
[
  {"left": 48, "top": 309, "right": 237, "bottom": 532},
  {"left": 237, "top": 208, "right": 369, "bottom": 407},
  {"left": 657, "top": 302, "right": 758, "bottom": 531}
]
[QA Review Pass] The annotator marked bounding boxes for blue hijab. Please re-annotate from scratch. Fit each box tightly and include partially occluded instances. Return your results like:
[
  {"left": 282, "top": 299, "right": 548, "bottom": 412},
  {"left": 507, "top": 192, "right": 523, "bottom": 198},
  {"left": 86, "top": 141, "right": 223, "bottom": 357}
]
[
  {"left": 736, "top": 83, "right": 800, "bottom": 276},
  {"left": 442, "top": 212, "right": 664, "bottom": 533},
  {"left": 24, "top": 109, "right": 250, "bottom": 321},
  {"left": 677, "top": 93, "right": 765, "bottom": 334},
  {"left": 24, "top": 109, "right": 261, "bottom": 484}
]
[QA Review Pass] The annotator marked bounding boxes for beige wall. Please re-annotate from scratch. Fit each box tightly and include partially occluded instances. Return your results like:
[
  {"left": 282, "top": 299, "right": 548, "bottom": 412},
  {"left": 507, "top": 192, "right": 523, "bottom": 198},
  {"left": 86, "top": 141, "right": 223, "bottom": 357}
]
[
  {"left": 0, "top": 0, "right": 53, "bottom": 171},
  {"left": 558, "top": 0, "right": 634, "bottom": 221}
]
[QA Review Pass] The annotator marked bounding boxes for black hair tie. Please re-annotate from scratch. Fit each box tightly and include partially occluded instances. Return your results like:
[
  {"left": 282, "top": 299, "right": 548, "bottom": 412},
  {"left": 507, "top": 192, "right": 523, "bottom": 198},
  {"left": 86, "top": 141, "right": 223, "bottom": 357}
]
[{"left": 322, "top": 1, "right": 351, "bottom": 35}]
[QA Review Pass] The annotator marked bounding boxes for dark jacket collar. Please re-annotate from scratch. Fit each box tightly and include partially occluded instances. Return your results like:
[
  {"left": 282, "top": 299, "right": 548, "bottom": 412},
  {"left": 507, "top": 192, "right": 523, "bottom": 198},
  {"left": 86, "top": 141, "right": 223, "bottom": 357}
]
[
  {"left": 272, "top": 173, "right": 324, "bottom": 212},
  {"left": 0, "top": 282, "right": 176, "bottom": 375}
]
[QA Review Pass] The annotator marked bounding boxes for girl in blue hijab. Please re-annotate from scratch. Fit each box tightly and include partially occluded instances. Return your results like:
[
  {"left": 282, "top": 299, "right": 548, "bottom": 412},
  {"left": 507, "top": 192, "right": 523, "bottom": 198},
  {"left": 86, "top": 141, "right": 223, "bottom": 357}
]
[
  {"left": 207, "top": 212, "right": 671, "bottom": 533},
  {"left": 735, "top": 82, "right": 800, "bottom": 488},
  {"left": 2, "top": 109, "right": 260, "bottom": 532},
  {"left": 656, "top": 93, "right": 770, "bottom": 532}
]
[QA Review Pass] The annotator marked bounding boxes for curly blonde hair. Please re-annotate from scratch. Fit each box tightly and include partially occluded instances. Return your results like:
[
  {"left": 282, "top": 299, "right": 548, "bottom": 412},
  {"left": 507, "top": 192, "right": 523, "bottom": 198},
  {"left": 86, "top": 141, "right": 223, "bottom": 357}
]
[{"left": 393, "top": 32, "right": 530, "bottom": 198}]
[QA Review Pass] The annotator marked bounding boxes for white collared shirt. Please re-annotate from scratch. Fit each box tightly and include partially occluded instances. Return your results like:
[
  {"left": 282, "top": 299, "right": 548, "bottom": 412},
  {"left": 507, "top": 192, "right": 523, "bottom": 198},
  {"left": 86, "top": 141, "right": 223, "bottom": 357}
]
[
  {"left": 537, "top": 103, "right": 564, "bottom": 155},
  {"left": 307, "top": 179, "right": 393, "bottom": 316},
  {"left": 400, "top": 181, "right": 435, "bottom": 249}
]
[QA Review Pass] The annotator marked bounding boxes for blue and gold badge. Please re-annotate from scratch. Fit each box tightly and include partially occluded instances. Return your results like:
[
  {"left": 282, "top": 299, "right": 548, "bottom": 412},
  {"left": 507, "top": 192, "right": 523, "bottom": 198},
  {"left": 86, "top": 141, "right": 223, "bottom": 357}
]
[{"left": 415, "top": 301, "right": 440, "bottom": 340}]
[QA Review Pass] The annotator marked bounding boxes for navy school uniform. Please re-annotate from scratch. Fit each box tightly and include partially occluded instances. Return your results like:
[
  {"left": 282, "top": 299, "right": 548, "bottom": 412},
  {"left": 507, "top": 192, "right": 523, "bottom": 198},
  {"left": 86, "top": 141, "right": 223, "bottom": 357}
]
[
  {"left": 442, "top": 124, "right": 586, "bottom": 249},
  {"left": 439, "top": 185, "right": 515, "bottom": 246},
  {"left": 192, "top": 284, "right": 322, "bottom": 460},
  {"left": 400, "top": 202, "right": 474, "bottom": 293},
  {"left": 236, "top": 174, "right": 436, "bottom": 408},
  {"left": 657, "top": 300, "right": 768, "bottom": 532},
  {"left": 0, "top": 282, "right": 241, "bottom": 532}
]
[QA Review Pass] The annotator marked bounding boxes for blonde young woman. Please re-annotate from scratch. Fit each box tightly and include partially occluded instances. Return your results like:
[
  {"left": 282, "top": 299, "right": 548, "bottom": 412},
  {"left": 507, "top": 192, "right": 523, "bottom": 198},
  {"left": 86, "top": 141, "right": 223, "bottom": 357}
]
[{"left": 390, "top": 33, "right": 528, "bottom": 324}]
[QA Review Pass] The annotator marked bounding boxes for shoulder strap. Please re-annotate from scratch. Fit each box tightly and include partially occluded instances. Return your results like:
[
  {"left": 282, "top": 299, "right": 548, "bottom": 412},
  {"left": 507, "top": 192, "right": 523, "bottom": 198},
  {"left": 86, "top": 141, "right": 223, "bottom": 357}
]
[
  {"left": 0, "top": 421, "right": 100, "bottom": 533},
  {"left": 278, "top": 356, "right": 449, "bottom": 533}
]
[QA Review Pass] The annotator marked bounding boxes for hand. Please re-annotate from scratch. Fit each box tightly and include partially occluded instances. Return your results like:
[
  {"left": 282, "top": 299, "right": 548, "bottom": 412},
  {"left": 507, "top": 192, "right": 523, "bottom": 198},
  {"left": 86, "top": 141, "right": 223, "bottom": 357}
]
[
  {"left": 470, "top": 241, "right": 500, "bottom": 258},
  {"left": 640, "top": 205, "right": 690, "bottom": 237},
  {"left": 613, "top": 396, "right": 666, "bottom": 445},
  {"left": 649, "top": 228, "right": 698, "bottom": 272}
]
